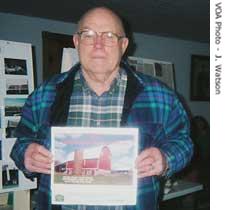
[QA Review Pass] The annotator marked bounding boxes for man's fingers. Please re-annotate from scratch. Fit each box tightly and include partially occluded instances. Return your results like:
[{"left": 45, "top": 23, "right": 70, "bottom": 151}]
[
  {"left": 136, "top": 156, "right": 154, "bottom": 169},
  {"left": 138, "top": 170, "right": 156, "bottom": 178},
  {"left": 26, "top": 143, "right": 52, "bottom": 159},
  {"left": 27, "top": 163, "right": 51, "bottom": 174},
  {"left": 31, "top": 151, "right": 52, "bottom": 164},
  {"left": 137, "top": 163, "right": 156, "bottom": 178},
  {"left": 24, "top": 143, "right": 52, "bottom": 174},
  {"left": 136, "top": 147, "right": 167, "bottom": 178},
  {"left": 136, "top": 148, "right": 152, "bottom": 163},
  {"left": 29, "top": 157, "right": 51, "bottom": 169},
  {"left": 25, "top": 156, "right": 51, "bottom": 173},
  {"left": 137, "top": 164, "right": 152, "bottom": 173},
  {"left": 35, "top": 144, "right": 52, "bottom": 159}
]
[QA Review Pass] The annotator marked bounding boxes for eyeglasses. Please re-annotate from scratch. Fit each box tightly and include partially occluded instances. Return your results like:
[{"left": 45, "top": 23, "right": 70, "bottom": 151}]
[{"left": 76, "top": 29, "right": 125, "bottom": 46}]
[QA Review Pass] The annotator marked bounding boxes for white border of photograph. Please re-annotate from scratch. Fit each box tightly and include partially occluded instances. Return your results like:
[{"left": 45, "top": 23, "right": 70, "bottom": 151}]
[
  {"left": 2, "top": 139, "right": 15, "bottom": 162},
  {"left": 0, "top": 160, "right": 37, "bottom": 193},
  {"left": 1, "top": 40, "right": 33, "bottom": 75},
  {"left": 51, "top": 127, "right": 138, "bottom": 205},
  {"left": 0, "top": 40, "right": 34, "bottom": 91}
]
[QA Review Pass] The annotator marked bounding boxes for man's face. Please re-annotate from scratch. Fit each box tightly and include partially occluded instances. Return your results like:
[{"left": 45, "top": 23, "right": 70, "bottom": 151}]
[{"left": 73, "top": 9, "right": 129, "bottom": 77}]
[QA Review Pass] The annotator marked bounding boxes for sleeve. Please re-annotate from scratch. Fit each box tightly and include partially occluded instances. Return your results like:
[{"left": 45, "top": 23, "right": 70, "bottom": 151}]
[
  {"left": 10, "top": 84, "right": 53, "bottom": 179},
  {"left": 159, "top": 96, "right": 194, "bottom": 178}
]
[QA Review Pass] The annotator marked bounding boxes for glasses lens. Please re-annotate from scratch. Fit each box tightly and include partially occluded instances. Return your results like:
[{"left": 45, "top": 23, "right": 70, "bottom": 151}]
[
  {"left": 80, "top": 30, "right": 96, "bottom": 45},
  {"left": 102, "top": 32, "right": 117, "bottom": 46}
]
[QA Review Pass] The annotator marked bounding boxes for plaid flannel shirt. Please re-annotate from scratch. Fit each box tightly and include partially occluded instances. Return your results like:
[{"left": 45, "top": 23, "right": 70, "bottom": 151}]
[{"left": 10, "top": 61, "right": 193, "bottom": 210}]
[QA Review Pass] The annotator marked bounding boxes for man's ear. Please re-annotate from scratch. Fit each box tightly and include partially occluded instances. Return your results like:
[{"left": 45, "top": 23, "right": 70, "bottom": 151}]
[
  {"left": 73, "top": 34, "right": 79, "bottom": 49},
  {"left": 121, "top": 38, "right": 129, "bottom": 55}
]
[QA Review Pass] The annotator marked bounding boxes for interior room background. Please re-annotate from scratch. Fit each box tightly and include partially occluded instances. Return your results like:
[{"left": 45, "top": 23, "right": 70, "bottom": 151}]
[{"left": 0, "top": 12, "right": 209, "bottom": 123}]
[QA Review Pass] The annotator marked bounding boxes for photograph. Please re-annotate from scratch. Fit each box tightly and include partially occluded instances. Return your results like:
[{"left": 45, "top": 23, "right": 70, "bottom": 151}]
[
  {"left": 2, "top": 164, "right": 19, "bottom": 189},
  {"left": 53, "top": 128, "right": 137, "bottom": 185},
  {"left": 4, "top": 98, "right": 26, "bottom": 117},
  {"left": 4, "top": 58, "right": 27, "bottom": 75},
  {"left": 5, "top": 118, "right": 20, "bottom": 138},
  {"left": 6, "top": 78, "right": 29, "bottom": 95},
  {"left": 51, "top": 127, "right": 138, "bottom": 205},
  {"left": 190, "top": 55, "right": 210, "bottom": 101}
]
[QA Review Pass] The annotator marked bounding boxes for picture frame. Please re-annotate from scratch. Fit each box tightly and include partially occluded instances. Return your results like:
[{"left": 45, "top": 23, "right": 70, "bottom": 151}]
[{"left": 190, "top": 55, "right": 210, "bottom": 101}]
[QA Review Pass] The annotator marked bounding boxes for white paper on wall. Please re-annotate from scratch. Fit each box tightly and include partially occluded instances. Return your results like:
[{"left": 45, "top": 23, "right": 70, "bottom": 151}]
[
  {"left": 0, "top": 40, "right": 37, "bottom": 193},
  {"left": 128, "top": 56, "right": 175, "bottom": 90},
  {"left": 61, "top": 48, "right": 79, "bottom": 73}
]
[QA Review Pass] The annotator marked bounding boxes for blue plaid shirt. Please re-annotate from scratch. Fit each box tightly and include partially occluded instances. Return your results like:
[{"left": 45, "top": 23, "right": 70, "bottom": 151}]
[{"left": 10, "top": 61, "right": 193, "bottom": 210}]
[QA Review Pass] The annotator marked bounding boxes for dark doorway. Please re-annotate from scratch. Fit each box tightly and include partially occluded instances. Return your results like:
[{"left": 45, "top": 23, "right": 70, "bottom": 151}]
[{"left": 42, "top": 31, "right": 74, "bottom": 81}]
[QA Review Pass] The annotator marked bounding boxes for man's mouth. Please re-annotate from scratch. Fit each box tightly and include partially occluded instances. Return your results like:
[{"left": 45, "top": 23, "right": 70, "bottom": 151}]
[{"left": 91, "top": 55, "right": 106, "bottom": 59}]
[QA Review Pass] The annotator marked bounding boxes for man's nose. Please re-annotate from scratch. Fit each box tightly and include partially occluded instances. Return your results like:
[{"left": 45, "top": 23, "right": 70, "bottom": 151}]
[{"left": 93, "top": 35, "right": 104, "bottom": 48}]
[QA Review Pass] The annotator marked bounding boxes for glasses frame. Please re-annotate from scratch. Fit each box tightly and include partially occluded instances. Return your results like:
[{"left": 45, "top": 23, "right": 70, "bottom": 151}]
[{"left": 76, "top": 29, "right": 126, "bottom": 46}]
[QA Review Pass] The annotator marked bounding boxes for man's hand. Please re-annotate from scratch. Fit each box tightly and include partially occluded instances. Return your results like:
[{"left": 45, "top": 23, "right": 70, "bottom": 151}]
[
  {"left": 135, "top": 147, "right": 168, "bottom": 178},
  {"left": 24, "top": 143, "right": 52, "bottom": 174}
]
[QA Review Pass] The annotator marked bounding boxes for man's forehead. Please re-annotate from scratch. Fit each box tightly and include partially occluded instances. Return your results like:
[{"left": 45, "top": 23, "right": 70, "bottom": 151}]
[{"left": 79, "top": 8, "right": 124, "bottom": 34}]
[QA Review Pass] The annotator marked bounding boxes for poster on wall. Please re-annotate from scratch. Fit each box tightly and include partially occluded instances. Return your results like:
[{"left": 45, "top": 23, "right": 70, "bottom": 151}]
[
  {"left": 128, "top": 56, "right": 175, "bottom": 90},
  {"left": 0, "top": 40, "right": 36, "bottom": 193}
]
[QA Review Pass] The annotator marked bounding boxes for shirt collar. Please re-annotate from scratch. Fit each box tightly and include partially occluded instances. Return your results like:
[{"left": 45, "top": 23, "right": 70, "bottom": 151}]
[{"left": 75, "top": 68, "right": 127, "bottom": 96}]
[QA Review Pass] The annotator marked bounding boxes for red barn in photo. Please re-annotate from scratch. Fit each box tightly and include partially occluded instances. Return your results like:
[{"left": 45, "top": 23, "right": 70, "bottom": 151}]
[{"left": 56, "top": 146, "right": 112, "bottom": 176}]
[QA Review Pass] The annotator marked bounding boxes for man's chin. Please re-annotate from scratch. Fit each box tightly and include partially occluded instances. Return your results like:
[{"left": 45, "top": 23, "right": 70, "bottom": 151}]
[{"left": 89, "top": 61, "right": 110, "bottom": 71}]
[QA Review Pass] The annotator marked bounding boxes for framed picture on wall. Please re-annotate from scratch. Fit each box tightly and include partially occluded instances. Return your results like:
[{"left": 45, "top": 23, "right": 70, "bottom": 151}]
[{"left": 190, "top": 55, "right": 210, "bottom": 101}]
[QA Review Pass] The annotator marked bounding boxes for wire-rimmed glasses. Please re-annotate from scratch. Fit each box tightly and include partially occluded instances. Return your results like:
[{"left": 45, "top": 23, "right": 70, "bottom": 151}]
[{"left": 76, "top": 29, "right": 125, "bottom": 46}]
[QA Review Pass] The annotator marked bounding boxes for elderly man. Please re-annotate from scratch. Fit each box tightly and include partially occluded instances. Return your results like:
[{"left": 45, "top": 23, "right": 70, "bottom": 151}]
[{"left": 10, "top": 6, "right": 193, "bottom": 210}]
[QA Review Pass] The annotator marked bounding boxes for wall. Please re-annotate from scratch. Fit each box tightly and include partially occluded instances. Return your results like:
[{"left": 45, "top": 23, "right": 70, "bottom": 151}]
[{"left": 0, "top": 12, "right": 209, "bottom": 122}]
